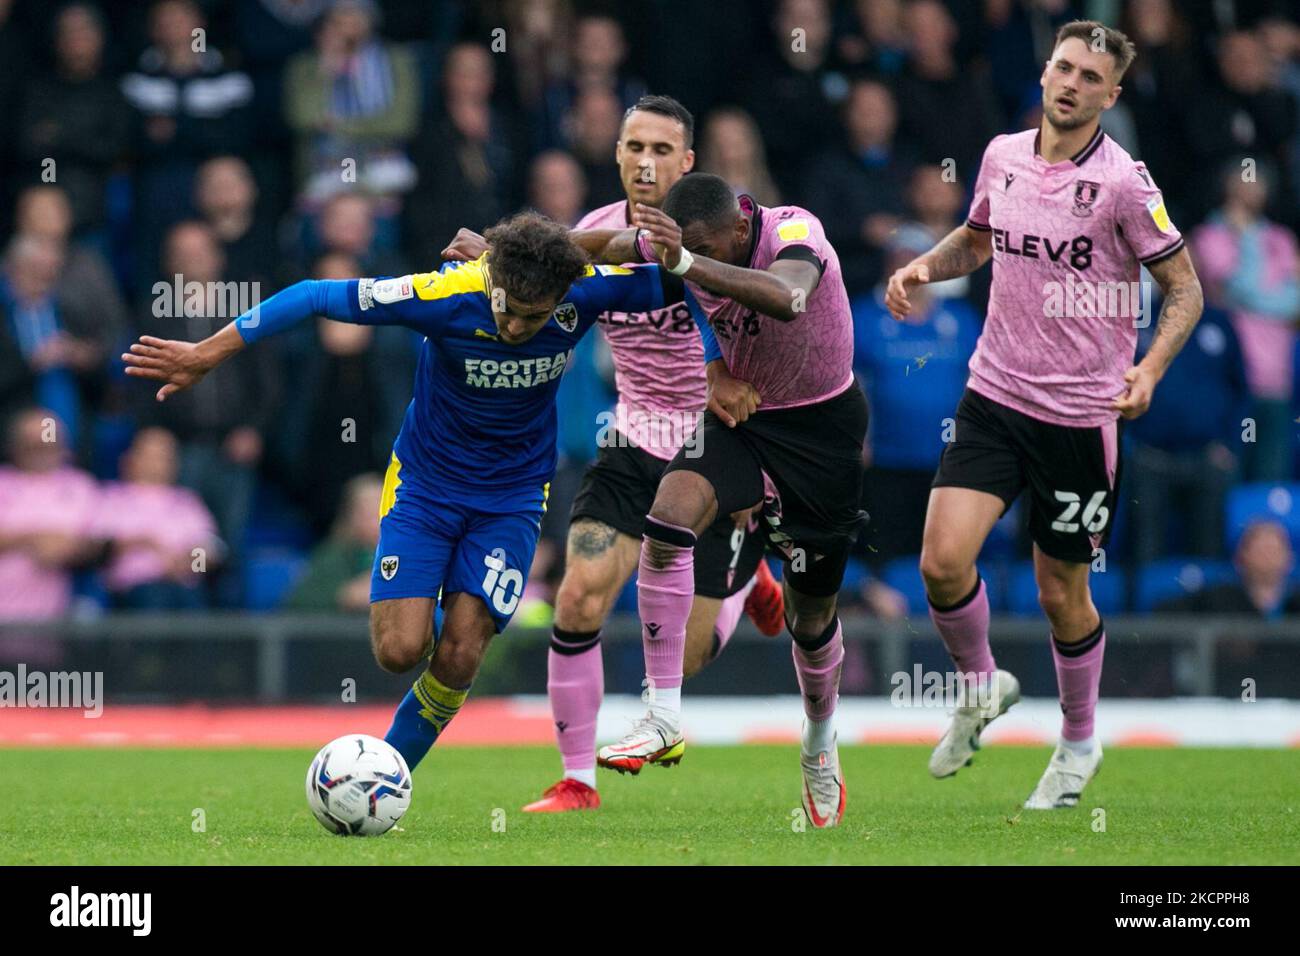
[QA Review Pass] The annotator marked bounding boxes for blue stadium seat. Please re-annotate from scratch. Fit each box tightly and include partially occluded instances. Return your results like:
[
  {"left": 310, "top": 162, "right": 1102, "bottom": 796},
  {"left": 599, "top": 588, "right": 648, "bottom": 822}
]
[
  {"left": 1006, "top": 560, "right": 1127, "bottom": 615},
  {"left": 1225, "top": 483, "right": 1300, "bottom": 551},
  {"left": 1134, "top": 558, "right": 1235, "bottom": 611},
  {"left": 244, "top": 550, "right": 309, "bottom": 611},
  {"left": 880, "top": 558, "right": 927, "bottom": 614},
  {"left": 243, "top": 483, "right": 314, "bottom": 551}
]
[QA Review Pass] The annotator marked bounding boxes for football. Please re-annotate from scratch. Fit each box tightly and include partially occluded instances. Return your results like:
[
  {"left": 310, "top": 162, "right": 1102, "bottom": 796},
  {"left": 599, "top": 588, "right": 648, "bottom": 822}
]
[{"left": 305, "top": 734, "right": 411, "bottom": 836}]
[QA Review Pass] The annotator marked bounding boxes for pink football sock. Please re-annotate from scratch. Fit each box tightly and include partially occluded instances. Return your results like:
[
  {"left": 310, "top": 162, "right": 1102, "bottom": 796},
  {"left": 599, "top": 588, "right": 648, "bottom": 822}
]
[
  {"left": 928, "top": 575, "right": 996, "bottom": 678},
  {"left": 547, "top": 628, "right": 603, "bottom": 774},
  {"left": 638, "top": 517, "right": 696, "bottom": 692},
  {"left": 792, "top": 619, "right": 844, "bottom": 722},
  {"left": 1052, "top": 623, "right": 1105, "bottom": 741},
  {"left": 709, "top": 577, "right": 754, "bottom": 663}
]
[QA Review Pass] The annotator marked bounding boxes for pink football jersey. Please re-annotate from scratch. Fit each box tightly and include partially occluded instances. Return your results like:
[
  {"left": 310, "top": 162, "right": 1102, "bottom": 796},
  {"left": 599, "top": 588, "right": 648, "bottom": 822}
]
[
  {"left": 576, "top": 200, "right": 708, "bottom": 460},
  {"left": 965, "top": 126, "right": 1185, "bottom": 426},
  {"left": 688, "top": 196, "right": 855, "bottom": 409}
]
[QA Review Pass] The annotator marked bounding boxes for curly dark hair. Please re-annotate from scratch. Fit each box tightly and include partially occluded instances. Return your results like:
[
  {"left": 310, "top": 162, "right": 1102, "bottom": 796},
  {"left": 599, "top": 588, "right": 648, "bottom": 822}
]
[{"left": 483, "top": 211, "right": 589, "bottom": 305}]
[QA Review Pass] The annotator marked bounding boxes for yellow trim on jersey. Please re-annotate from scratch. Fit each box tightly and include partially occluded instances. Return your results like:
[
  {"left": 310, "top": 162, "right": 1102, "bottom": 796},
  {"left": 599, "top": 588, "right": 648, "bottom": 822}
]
[
  {"left": 777, "top": 220, "right": 810, "bottom": 242},
  {"left": 379, "top": 452, "right": 403, "bottom": 518},
  {"left": 413, "top": 256, "right": 488, "bottom": 301},
  {"left": 595, "top": 264, "right": 634, "bottom": 276}
]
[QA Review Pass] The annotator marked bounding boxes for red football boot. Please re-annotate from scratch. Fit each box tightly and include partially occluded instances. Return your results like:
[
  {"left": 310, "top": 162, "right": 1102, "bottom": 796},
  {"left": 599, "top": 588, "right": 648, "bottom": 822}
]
[
  {"left": 744, "top": 560, "right": 785, "bottom": 636},
  {"left": 521, "top": 778, "right": 600, "bottom": 813}
]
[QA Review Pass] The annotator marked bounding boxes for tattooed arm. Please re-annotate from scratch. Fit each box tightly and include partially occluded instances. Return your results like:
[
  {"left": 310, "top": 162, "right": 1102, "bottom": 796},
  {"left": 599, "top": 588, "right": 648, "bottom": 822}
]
[
  {"left": 1113, "top": 247, "right": 1204, "bottom": 419},
  {"left": 884, "top": 225, "right": 992, "bottom": 320}
]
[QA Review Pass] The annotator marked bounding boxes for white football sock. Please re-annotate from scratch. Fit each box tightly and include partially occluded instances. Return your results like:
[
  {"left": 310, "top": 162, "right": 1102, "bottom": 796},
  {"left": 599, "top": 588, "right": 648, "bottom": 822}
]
[
  {"left": 803, "top": 716, "right": 835, "bottom": 754},
  {"left": 649, "top": 684, "right": 681, "bottom": 717},
  {"left": 1060, "top": 734, "right": 1097, "bottom": 756},
  {"left": 564, "top": 768, "right": 597, "bottom": 788}
]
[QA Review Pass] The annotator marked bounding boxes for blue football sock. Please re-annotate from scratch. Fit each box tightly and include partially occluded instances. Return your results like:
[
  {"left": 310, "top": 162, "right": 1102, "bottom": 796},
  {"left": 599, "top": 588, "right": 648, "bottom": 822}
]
[{"left": 384, "top": 670, "right": 469, "bottom": 771}]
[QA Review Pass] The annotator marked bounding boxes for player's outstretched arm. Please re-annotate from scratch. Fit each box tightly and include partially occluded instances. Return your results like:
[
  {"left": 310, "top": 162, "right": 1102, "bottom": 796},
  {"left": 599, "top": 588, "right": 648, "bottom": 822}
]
[
  {"left": 1113, "top": 248, "right": 1204, "bottom": 420},
  {"left": 568, "top": 227, "right": 640, "bottom": 265},
  {"left": 123, "top": 278, "right": 372, "bottom": 402},
  {"left": 885, "top": 224, "right": 992, "bottom": 320},
  {"left": 123, "top": 326, "right": 245, "bottom": 402},
  {"left": 633, "top": 204, "right": 819, "bottom": 322}
]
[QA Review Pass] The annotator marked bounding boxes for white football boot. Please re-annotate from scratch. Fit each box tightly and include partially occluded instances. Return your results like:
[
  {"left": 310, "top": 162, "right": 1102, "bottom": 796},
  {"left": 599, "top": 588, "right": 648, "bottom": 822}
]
[
  {"left": 928, "top": 668, "right": 1021, "bottom": 778},
  {"left": 1023, "top": 741, "right": 1103, "bottom": 809},
  {"left": 597, "top": 710, "right": 685, "bottom": 775},
  {"left": 800, "top": 730, "right": 846, "bottom": 828}
]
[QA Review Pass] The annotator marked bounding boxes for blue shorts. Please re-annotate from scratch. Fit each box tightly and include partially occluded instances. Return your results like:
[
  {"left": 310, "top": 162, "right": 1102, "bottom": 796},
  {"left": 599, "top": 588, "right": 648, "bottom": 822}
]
[{"left": 370, "top": 453, "right": 548, "bottom": 633}]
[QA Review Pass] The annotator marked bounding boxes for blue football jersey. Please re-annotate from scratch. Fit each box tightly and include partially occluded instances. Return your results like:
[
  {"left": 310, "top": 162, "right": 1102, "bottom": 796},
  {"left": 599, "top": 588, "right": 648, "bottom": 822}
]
[{"left": 240, "top": 256, "right": 707, "bottom": 491}]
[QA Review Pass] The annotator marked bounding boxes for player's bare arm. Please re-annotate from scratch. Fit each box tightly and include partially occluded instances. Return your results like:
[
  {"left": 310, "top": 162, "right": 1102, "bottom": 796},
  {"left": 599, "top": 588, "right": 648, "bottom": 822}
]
[
  {"left": 1113, "top": 248, "right": 1204, "bottom": 419},
  {"left": 633, "top": 203, "right": 822, "bottom": 323},
  {"left": 885, "top": 224, "right": 992, "bottom": 320},
  {"left": 122, "top": 324, "right": 246, "bottom": 402}
]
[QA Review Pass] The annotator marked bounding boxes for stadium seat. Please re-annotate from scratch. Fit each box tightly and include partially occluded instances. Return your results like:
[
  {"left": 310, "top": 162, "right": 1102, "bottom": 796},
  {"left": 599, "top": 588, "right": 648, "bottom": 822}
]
[
  {"left": 880, "top": 558, "right": 927, "bottom": 614},
  {"left": 244, "top": 550, "right": 309, "bottom": 611},
  {"left": 1006, "top": 560, "right": 1127, "bottom": 615},
  {"left": 1134, "top": 558, "right": 1235, "bottom": 612},
  {"left": 1225, "top": 483, "right": 1300, "bottom": 551}
]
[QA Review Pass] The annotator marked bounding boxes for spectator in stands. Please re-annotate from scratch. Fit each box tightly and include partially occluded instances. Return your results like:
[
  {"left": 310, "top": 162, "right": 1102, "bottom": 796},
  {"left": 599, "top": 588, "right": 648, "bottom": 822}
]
[
  {"left": 527, "top": 150, "right": 587, "bottom": 227},
  {"left": 0, "top": 233, "right": 113, "bottom": 458},
  {"left": 121, "top": 0, "right": 255, "bottom": 294},
  {"left": 539, "top": 15, "right": 647, "bottom": 153},
  {"left": 17, "top": 2, "right": 130, "bottom": 239},
  {"left": 893, "top": 0, "right": 1003, "bottom": 187},
  {"left": 135, "top": 221, "right": 278, "bottom": 600},
  {"left": 193, "top": 156, "right": 278, "bottom": 291},
  {"left": 1156, "top": 520, "right": 1300, "bottom": 616},
  {"left": 97, "top": 426, "right": 219, "bottom": 609},
  {"left": 274, "top": 251, "right": 414, "bottom": 536},
  {"left": 286, "top": 471, "right": 382, "bottom": 612},
  {"left": 312, "top": 191, "right": 405, "bottom": 277},
  {"left": 1191, "top": 160, "right": 1300, "bottom": 481},
  {"left": 0, "top": 407, "right": 104, "bottom": 626},
  {"left": 1121, "top": 0, "right": 1198, "bottom": 225},
  {"left": 489, "top": 0, "right": 572, "bottom": 115},
  {"left": 0, "top": 0, "right": 29, "bottom": 231},
  {"left": 852, "top": 224, "right": 979, "bottom": 565},
  {"left": 404, "top": 42, "right": 516, "bottom": 266},
  {"left": 697, "top": 108, "right": 782, "bottom": 209},
  {"left": 742, "top": 0, "right": 844, "bottom": 197},
  {"left": 15, "top": 185, "right": 129, "bottom": 350},
  {"left": 1259, "top": 15, "right": 1300, "bottom": 230},
  {"left": 563, "top": 87, "right": 627, "bottom": 208},
  {"left": 802, "top": 78, "right": 914, "bottom": 297},
  {"left": 1127, "top": 302, "right": 1249, "bottom": 564},
  {"left": 283, "top": 0, "right": 420, "bottom": 211},
  {"left": 1184, "top": 29, "right": 1298, "bottom": 224},
  {"left": 834, "top": 0, "right": 908, "bottom": 77}
]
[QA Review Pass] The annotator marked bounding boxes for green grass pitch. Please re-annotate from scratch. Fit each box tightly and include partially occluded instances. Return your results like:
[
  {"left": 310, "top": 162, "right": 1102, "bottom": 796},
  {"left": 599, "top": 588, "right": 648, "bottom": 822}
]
[{"left": 3, "top": 745, "right": 1296, "bottom": 865}]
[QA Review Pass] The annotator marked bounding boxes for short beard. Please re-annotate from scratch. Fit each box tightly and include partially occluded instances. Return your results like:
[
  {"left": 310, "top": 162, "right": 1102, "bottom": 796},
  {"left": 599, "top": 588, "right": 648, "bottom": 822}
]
[{"left": 1043, "top": 100, "right": 1094, "bottom": 132}]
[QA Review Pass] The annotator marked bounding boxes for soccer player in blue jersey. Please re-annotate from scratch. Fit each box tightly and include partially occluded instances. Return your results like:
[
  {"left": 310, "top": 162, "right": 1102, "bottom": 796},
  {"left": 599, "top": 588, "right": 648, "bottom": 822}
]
[{"left": 123, "top": 212, "right": 748, "bottom": 773}]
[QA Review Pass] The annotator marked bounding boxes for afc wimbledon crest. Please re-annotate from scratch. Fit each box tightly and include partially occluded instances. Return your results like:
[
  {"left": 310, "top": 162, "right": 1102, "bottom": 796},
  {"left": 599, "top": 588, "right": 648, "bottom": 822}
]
[
  {"left": 1072, "top": 180, "right": 1101, "bottom": 217},
  {"left": 552, "top": 302, "right": 578, "bottom": 333},
  {"left": 380, "top": 555, "right": 399, "bottom": 580}
]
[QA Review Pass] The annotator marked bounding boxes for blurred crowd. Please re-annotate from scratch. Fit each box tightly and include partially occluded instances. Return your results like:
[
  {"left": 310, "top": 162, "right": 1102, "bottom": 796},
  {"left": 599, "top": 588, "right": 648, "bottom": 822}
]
[{"left": 1, "top": 0, "right": 1300, "bottom": 622}]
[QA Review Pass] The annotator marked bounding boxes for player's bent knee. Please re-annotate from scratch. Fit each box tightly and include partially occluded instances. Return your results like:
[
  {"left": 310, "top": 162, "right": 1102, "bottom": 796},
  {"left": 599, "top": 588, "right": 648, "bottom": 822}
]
[
  {"left": 554, "top": 570, "right": 618, "bottom": 631},
  {"left": 919, "top": 545, "right": 971, "bottom": 595},
  {"left": 432, "top": 627, "right": 491, "bottom": 685},
  {"left": 648, "top": 470, "right": 717, "bottom": 535},
  {"left": 369, "top": 622, "right": 427, "bottom": 673},
  {"left": 1036, "top": 578, "right": 1087, "bottom": 622}
]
